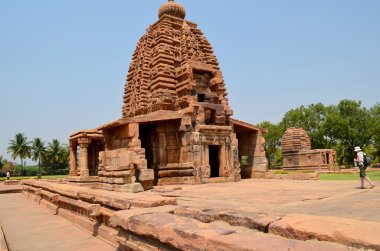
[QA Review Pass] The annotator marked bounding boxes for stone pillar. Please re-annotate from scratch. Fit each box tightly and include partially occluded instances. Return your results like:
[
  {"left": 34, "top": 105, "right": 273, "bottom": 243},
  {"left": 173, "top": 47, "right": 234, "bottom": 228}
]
[
  {"left": 78, "top": 138, "right": 91, "bottom": 177},
  {"left": 69, "top": 141, "right": 78, "bottom": 176}
]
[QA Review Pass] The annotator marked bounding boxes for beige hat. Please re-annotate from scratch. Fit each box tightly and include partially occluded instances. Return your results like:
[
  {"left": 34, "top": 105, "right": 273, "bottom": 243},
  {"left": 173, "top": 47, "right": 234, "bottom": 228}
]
[{"left": 354, "top": 146, "right": 361, "bottom": 152}]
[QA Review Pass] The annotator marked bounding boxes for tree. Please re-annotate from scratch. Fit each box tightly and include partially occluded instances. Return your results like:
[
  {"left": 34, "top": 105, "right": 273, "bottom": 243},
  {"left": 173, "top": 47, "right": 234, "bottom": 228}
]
[
  {"left": 258, "top": 99, "right": 379, "bottom": 166},
  {"left": 31, "top": 138, "right": 47, "bottom": 175},
  {"left": 46, "top": 139, "right": 61, "bottom": 174},
  {"left": 323, "top": 100, "right": 373, "bottom": 165},
  {"left": 280, "top": 103, "right": 334, "bottom": 149},
  {"left": 7, "top": 133, "right": 31, "bottom": 175},
  {"left": 369, "top": 103, "right": 380, "bottom": 162},
  {"left": 1, "top": 160, "right": 15, "bottom": 175},
  {"left": 257, "top": 121, "right": 284, "bottom": 168},
  {"left": 0, "top": 156, "right": 4, "bottom": 169},
  {"left": 58, "top": 144, "right": 70, "bottom": 170},
  {"left": 45, "top": 139, "right": 71, "bottom": 174}
]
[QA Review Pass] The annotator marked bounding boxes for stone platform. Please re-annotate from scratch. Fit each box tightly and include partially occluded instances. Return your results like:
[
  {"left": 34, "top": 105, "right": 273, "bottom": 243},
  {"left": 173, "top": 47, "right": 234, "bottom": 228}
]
[
  {"left": 0, "top": 193, "right": 115, "bottom": 251},
  {"left": 9, "top": 179, "right": 380, "bottom": 250},
  {"left": 0, "top": 182, "right": 22, "bottom": 194}
]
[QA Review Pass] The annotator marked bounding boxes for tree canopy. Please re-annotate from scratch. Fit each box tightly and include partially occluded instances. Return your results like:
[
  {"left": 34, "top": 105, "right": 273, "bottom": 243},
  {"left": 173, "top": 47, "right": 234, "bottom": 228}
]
[
  {"left": 31, "top": 138, "right": 47, "bottom": 174},
  {"left": 5, "top": 134, "right": 69, "bottom": 176},
  {"left": 7, "top": 133, "right": 31, "bottom": 175},
  {"left": 259, "top": 100, "right": 380, "bottom": 167}
]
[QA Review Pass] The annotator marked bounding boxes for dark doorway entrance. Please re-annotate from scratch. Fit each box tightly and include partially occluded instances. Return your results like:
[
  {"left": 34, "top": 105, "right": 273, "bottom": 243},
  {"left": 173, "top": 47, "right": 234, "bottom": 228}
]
[
  {"left": 139, "top": 124, "right": 156, "bottom": 169},
  {"left": 209, "top": 145, "right": 220, "bottom": 178},
  {"left": 326, "top": 153, "right": 330, "bottom": 164}
]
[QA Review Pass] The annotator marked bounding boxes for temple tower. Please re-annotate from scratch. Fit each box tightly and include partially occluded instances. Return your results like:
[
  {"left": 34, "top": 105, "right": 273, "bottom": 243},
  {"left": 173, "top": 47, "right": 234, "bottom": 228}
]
[
  {"left": 122, "top": 0, "right": 232, "bottom": 125},
  {"left": 68, "top": 1, "right": 268, "bottom": 191}
]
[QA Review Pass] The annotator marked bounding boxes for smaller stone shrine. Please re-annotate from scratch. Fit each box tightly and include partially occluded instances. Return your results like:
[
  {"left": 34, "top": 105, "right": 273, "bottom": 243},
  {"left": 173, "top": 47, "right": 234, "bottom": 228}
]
[{"left": 281, "top": 127, "right": 336, "bottom": 170}]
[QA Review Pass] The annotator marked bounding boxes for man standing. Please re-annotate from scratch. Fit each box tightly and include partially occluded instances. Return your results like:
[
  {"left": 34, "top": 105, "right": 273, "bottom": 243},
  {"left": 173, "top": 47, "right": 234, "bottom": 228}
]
[
  {"left": 6, "top": 171, "right": 10, "bottom": 180},
  {"left": 354, "top": 146, "right": 375, "bottom": 189}
]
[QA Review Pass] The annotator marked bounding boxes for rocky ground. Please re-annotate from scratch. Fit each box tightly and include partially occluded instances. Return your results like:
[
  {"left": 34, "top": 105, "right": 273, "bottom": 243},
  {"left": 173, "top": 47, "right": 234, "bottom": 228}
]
[{"left": 1, "top": 179, "right": 379, "bottom": 250}]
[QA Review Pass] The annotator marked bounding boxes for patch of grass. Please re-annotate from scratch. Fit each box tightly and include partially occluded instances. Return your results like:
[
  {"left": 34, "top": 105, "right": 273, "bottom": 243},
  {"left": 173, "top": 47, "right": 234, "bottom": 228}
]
[
  {"left": 274, "top": 170, "right": 288, "bottom": 174},
  {"left": 0, "top": 175, "right": 67, "bottom": 182},
  {"left": 320, "top": 171, "right": 380, "bottom": 181},
  {"left": 298, "top": 170, "right": 316, "bottom": 173}
]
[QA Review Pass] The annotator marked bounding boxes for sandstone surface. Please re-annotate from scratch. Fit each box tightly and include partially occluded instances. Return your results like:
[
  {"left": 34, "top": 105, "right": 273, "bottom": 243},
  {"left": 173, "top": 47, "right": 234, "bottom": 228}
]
[{"left": 269, "top": 213, "right": 380, "bottom": 250}]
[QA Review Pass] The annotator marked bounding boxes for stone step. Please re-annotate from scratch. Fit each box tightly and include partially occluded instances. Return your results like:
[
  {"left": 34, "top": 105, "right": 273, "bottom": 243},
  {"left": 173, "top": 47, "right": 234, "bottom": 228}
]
[
  {"left": 112, "top": 211, "right": 357, "bottom": 251},
  {"left": 22, "top": 179, "right": 177, "bottom": 209},
  {"left": 173, "top": 206, "right": 282, "bottom": 232},
  {"left": 269, "top": 213, "right": 380, "bottom": 250}
]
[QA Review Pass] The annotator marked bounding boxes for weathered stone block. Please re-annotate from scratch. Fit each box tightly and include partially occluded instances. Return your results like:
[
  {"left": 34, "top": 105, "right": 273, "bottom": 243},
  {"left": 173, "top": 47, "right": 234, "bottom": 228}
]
[
  {"left": 137, "top": 169, "right": 154, "bottom": 181},
  {"left": 101, "top": 183, "right": 114, "bottom": 191},
  {"left": 104, "top": 164, "right": 133, "bottom": 172},
  {"left": 138, "top": 159, "right": 147, "bottom": 169},
  {"left": 114, "top": 183, "right": 144, "bottom": 193},
  {"left": 251, "top": 163, "right": 268, "bottom": 173},
  {"left": 269, "top": 213, "right": 380, "bottom": 250},
  {"left": 119, "top": 150, "right": 139, "bottom": 165},
  {"left": 113, "top": 170, "right": 135, "bottom": 177}
]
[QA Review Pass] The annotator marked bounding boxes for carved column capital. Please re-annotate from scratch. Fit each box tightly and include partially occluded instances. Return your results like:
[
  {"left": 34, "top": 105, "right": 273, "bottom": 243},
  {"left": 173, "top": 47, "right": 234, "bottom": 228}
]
[
  {"left": 69, "top": 140, "right": 78, "bottom": 148},
  {"left": 78, "top": 138, "right": 91, "bottom": 148}
]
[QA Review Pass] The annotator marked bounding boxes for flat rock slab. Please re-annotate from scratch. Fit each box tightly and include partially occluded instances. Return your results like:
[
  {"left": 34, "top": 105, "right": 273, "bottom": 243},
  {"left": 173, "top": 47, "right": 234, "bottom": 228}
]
[
  {"left": 22, "top": 179, "right": 177, "bottom": 209},
  {"left": 0, "top": 183, "right": 22, "bottom": 194},
  {"left": 0, "top": 193, "right": 115, "bottom": 251},
  {"left": 123, "top": 212, "right": 356, "bottom": 251},
  {"left": 0, "top": 226, "right": 7, "bottom": 251},
  {"left": 269, "top": 213, "right": 380, "bottom": 250},
  {"left": 173, "top": 206, "right": 282, "bottom": 232},
  {"left": 158, "top": 179, "right": 380, "bottom": 222},
  {"left": 109, "top": 205, "right": 177, "bottom": 229}
]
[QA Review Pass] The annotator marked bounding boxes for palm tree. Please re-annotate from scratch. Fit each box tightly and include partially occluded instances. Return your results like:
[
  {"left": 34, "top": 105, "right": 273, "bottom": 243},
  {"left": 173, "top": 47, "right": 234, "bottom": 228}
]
[
  {"left": 7, "top": 133, "right": 31, "bottom": 175},
  {"left": 31, "top": 138, "right": 47, "bottom": 175},
  {"left": 46, "top": 139, "right": 61, "bottom": 174},
  {"left": 58, "top": 144, "right": 70, "bottom": 169},
  {"left": 0, "top": 155, "right": 4, "bottom": 169}
]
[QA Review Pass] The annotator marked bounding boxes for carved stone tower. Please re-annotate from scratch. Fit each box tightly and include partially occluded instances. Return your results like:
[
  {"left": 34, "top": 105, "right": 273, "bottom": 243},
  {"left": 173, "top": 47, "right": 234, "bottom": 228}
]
[
  {"left": 68, "top": 1, "right": 268, "bottom": 191},
  {"left": 122, "top": 0, "right": 232, "bottom": 126}
]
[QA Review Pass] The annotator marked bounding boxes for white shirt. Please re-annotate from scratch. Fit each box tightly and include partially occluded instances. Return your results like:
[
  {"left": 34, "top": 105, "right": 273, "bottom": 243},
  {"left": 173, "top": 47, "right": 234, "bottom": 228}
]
[{"left": 356, "top": 152, "right": 364, "bottom": 165}]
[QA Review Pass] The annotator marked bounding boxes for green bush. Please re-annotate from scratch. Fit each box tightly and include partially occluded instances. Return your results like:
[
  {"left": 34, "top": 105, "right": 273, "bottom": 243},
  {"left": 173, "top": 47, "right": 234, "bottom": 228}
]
[{"left": 274, "top": 170, "right": 288, "bottom": 174}]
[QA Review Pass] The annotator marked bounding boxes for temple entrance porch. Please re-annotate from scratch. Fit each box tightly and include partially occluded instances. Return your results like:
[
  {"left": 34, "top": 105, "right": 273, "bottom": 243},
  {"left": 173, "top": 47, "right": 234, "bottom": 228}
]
[
  {"left": 232, "top": 119, "right": 268, "bottom": 178},
  {"left": 67, "top": 130, "right": 104, "bottom": 184},
  {"left": 139, "top": 120, "right": 187, "bottom": 185}
]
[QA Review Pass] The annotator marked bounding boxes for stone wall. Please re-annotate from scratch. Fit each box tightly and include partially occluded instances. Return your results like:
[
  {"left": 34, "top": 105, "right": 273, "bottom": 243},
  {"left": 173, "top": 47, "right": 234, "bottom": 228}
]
[{"left": 238, "top": 132, "right": 268, "bottom": 178}]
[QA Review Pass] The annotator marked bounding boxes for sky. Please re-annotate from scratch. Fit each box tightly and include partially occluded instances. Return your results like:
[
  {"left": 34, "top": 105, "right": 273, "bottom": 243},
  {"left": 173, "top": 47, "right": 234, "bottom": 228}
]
[{"left": 1, "top": 0, "right": 379, "bottom": 164}]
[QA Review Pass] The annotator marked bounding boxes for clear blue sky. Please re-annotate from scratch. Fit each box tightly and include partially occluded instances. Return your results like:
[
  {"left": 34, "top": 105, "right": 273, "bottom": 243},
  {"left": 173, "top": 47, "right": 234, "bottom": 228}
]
[{"left": 1, "top": 0, "right": 379, "bottom": 164}]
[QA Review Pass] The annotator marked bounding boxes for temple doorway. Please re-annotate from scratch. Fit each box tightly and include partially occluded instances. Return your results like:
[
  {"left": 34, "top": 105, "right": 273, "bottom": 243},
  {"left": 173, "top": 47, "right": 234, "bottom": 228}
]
[
  {"left": 326, "top": 153, "right": 330, "bottom": 164},
  {"left": 139, "top": 123, "right": 156, "bottom": 170},
  {"left": 209, "top": 145, "right": 220, "bottom": 177},
  {"left": 139, "top": 120, "right": 181, "bottom": 184}
]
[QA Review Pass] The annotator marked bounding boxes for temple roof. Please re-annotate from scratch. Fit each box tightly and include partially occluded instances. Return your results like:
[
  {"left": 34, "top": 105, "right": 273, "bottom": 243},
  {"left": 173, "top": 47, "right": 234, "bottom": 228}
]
[
  {"left": 281, "top": 127, "right": 311, "bottom": 153},
  {"left": 231, "top": 118, "right": 267, "bottom": 133},
  {"left": 158, "top": 0, "right": 186, "bottom": 19},
  {"left": 97, "top": 110, "right": 184, "bottom": 130},
  {"left": 122, "top": 0, "right": 230, "bottom": 118}
]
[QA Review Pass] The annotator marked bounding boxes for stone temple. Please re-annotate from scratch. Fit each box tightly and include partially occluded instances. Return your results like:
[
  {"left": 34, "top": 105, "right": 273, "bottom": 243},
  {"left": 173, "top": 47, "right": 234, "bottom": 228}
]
[
  {"left": 281, "top": 127, "right": 336, "bottom": 170},
  {"left": 67, "top": 0, "right": 267, "bottom": 191}
]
